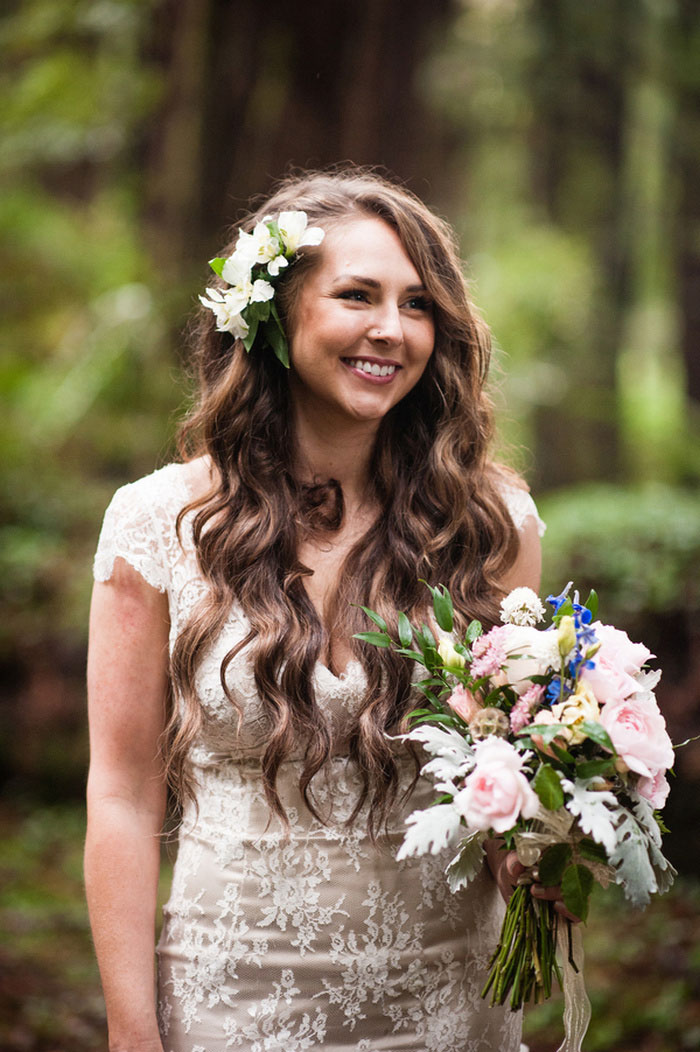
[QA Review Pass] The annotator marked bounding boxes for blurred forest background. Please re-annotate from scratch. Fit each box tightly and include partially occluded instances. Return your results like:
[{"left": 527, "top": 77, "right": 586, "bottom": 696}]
[{"left": 1, "top": 0, "right": 700, "bottom": 1049}]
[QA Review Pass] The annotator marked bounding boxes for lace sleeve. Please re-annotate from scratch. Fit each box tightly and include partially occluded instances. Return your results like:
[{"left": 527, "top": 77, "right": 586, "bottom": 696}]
[
  {"left": 500, "top": 485, "right": 546, "bottom": 538},
  {"left": 93, "top": 474, "right": 172, "bottom": 593}
]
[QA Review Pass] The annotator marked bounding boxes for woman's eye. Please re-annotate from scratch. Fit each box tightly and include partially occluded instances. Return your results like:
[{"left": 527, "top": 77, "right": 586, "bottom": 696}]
[
  {"left": 337, "top": 289, "right": 369, "bottom": 303},
  {"left": 405, "top": 296, "right": 432, "bottom": 312}
]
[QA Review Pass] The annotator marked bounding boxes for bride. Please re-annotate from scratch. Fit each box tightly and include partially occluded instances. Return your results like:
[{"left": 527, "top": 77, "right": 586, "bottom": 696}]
[{"left": 85, "top": 168, "right": 553, "bottom": 1052}]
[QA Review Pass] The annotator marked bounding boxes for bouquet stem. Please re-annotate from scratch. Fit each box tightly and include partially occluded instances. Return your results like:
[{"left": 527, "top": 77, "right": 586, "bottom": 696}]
[{"left": 482, "top": 884, "right": 565, "bottom": 1010}]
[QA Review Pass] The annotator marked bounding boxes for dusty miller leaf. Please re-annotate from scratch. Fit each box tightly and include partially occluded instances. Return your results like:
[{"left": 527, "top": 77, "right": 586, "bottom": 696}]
[
  {"left": 396, "top": 803, "right": 462, "bottom": 860},
  {"left": 561, "top": 777, "right": 620, "bottom": 855},
  {"left": 609, "top": 810, "right": 659, "bottom": 906},
  {"left": 445, "top": 833, "right": 486, "bottom": 892},
  {"left": 404, "top": 723, "right": 475, "bottom": 764}
]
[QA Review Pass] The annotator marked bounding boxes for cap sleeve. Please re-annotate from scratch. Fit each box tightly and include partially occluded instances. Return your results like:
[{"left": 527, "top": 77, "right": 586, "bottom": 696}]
[
  {"left": 500, "top": 484, "right": 546, "bottom": 538},
  {"left": 93, "top": 472, "right": 175, "bottom": 592}
]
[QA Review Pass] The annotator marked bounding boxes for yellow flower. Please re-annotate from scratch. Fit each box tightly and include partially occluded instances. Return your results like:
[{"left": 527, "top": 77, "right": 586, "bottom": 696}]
[
  {"left": 551, "top": 683, "right": 601, "bottom": 745},
  {"left": 557, "top": 615, "right": 577, "bottom": 658},
  {"left": 438, "top": 639, "right": 466, "bottom": 669}
]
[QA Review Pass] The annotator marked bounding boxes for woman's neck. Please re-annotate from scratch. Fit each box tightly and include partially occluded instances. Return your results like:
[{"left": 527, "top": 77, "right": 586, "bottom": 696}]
[{"left": 292, "top": 407, "right": 379, "bottom": 511}]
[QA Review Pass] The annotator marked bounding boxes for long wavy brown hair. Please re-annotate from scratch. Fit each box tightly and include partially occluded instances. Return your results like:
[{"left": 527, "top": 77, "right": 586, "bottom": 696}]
[{"left": 168, "top": 167, "right": 521, "bottom": 835}]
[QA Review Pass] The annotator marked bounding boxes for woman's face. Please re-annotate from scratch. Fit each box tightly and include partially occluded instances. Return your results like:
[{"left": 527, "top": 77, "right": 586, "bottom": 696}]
[{"left": 288, "top": 216, "right": 435, "bottom": 428}]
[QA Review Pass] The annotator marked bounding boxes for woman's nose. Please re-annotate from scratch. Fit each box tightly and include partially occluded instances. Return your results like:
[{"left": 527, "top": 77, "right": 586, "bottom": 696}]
[{"left": 368, "top": 302, "right": 403, "bottom": 345}]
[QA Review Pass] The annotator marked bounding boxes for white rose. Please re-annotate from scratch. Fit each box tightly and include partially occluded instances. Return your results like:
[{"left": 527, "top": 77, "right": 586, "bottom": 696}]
[{"left": 495, "top": 625, "right": 561, "bottom": 695}]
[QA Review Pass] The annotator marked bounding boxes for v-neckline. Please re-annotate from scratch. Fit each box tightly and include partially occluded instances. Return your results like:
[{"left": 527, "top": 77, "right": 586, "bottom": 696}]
[{"left": 177, "top": 461, "right": 367, "bottom": 687}]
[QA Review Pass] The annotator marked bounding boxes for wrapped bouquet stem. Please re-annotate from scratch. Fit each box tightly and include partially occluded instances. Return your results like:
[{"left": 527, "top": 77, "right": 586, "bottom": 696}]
[{"left": 356, "top": 583, "right": 677, "bottom": 1049}]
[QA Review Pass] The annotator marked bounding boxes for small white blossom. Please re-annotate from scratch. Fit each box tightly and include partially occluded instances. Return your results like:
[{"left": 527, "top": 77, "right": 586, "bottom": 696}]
[
  {"left": 277, "top": 210, "right": 325, "bottom": 253},
  {"left": 220, "top": 253, "right": 254, "bottom": 303},
  {"left": 236, "top": 217, "right": 282, "bottom": 267},
  {"left": 250, "top": 278, "right": 275, "bottom": 303},
  {"left": 198, "top": 288, "right": 249, "bottom": 338},
  {"left": 267, "top": 254, "right": 289, "bottom": 277},
  {"left": 500, "top": 587, "right": 547, "bottom": 627}
]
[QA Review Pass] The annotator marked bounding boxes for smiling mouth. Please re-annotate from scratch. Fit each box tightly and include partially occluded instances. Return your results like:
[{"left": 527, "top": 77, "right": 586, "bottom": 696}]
[{"left": 342, "top": 357, "right": 400, "bottom": 378}]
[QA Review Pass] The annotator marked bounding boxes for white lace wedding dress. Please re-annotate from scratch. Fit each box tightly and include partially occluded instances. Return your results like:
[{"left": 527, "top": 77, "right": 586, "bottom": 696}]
[{"left": 93, "top": 462, "right": 545, "bottom": 1052}]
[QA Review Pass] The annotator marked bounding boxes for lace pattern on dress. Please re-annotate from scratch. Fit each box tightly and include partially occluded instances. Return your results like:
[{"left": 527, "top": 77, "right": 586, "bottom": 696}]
[{"left": 92, "top": 463, "right": 537, "bottom": 1052}]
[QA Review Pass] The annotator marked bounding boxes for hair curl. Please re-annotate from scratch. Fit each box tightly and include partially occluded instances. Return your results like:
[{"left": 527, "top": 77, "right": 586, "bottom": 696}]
[{"left": 167, "top": 166, "right": 521, "bottom": 836}]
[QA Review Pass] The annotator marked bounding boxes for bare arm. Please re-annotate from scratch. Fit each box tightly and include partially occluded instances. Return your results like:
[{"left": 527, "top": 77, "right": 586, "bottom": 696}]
[
  {"left": 500, "top": 512, "right": 542, "bottom": 594},
  {"left": 85, "top": 557, "right": 170, "bottom": 1052}
]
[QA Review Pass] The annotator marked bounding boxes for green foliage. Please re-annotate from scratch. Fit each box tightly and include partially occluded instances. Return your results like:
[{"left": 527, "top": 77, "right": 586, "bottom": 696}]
[
  {"left": 533, "top": 763, "right": 565, "bottom": 811},
  {"left": 540, "top": 484, "right": 700, "bottom": 620},
  {"left": 539, "top": 844, "right": 573, "bottom": 887},
  {"left": 0, "top": 0, "right": 179, "bottom": 661},
  {"left": 561, "top": 863, "right": 594, "bottom": 922}
]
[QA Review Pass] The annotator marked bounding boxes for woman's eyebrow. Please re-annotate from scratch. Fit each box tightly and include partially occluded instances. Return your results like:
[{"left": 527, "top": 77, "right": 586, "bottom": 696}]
[{"left": 332, "top": 274, "right": 428, "bottom": 292}]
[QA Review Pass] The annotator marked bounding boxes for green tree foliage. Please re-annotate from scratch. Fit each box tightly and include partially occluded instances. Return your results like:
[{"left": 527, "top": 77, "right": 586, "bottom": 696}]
[{"left": 1, "top": 0, "right": 180, "bottom": 659}]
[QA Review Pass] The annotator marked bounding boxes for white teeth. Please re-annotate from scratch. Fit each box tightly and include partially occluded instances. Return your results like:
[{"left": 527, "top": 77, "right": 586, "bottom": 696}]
[{"left": 347, "top": 358, "right": 396, "bottom": 376}]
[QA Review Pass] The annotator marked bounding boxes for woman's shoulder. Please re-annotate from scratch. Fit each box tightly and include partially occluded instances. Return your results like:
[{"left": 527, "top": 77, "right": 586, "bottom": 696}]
[
  {"left": 93, "top": 459, "right": 210, "bottom": 591},
  {"left": 106, "top": 457, "right": 213, "bottom": 510},
  {"left": 490, "top": 466, "right": 546, "bottom": 538}
]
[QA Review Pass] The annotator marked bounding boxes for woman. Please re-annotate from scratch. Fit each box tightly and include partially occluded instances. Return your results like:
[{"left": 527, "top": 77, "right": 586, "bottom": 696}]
[{"left": 86, "top": 168, "right": 549, "bottom": 1052}]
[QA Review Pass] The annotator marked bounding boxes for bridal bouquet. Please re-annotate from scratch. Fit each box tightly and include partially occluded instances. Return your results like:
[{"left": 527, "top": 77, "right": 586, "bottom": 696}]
[{"left": 357, "top": 584, "right": 677, "bottom": 1049}]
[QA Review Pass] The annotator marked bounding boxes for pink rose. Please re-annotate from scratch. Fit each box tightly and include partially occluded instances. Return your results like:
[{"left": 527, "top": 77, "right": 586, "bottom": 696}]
[
  {"left": 599, "top": 692, "right": 673, "bottom": 779},
  {"left": 637, "top": 769, "right": 671, "bottom": 808},
  {"left": 581, "top": 623, "right": 654, "bottom": 705},
  {"left": 446, "top": 684, "right": 481, "bottom": 723},
  {"left": 453, "top": 738, "right": 540, "bottom": 834}
]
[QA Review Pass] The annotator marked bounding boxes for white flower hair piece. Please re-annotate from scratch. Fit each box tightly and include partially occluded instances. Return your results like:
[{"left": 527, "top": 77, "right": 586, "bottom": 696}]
[
  {"left": 500, "top": 587, "right": 547, "bottom": 627},
  {"left": 199, "top": 210, "right": 325, "bottom": 367}
]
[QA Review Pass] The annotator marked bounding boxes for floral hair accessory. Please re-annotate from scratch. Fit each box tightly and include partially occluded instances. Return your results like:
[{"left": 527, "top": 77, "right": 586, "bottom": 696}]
[{"left": 199, "top": 210, "right": 325, "bottom": 367}]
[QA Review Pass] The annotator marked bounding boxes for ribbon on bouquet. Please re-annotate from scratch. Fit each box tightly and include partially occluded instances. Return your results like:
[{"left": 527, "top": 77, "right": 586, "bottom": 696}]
[
  {"left": 556, "top": 923, "right": 591, "bottom": 1052},
  {"left": 513, "top": 808, "right": 611, "bottom": 1052}
]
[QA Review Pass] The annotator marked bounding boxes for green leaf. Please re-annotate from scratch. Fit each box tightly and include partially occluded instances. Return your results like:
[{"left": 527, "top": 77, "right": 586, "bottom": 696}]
[
  {"left": 432, "top": 585, "right": 454, "bottom": 633},
  {"left": 548, "top": 740, "right": 575, "bottom": 766},
  {"left": 353, "top": 630, "right": 391, "bottom": 648},
  {"left": 410, "top": 712, "right": 459, "bottom": 727},
  {"left": 247, "top": 299, "right": 271, "bottom": 323},
  {"left": 576, "top": 758, "right": 615, "bottom": 779},
  {"left": 523, "top": 723, "right": 564, "bottom": 745},
  {"left": 394, "top": 648, "right": 427, "bottom": 662},
  {"left": 538, "top": 843, "right": 572, "bottom": 886},
  {"left": 578, "top": 838, "right": 609, "bottom": 865},
  {"left": 466, "top": 619, "right": 483, "bottom": 644},
  {"left": 359, "top": 606, "right": 387, "bottom": 632},
  {"left": 406, "top": 707, "right": 435, "bottom": 719},
  {"left": 418, "top": 623, "right": 436, "bottom": 649},
  {"left": 579, "top": 721, "right": 615, "bottom": 752},
  {"left": 242, "top": 316, "right": 260, "bottom": 352},
  {"left": 561, "top": 863, "right": 594, "bottom": 922},
  {"left": 584, "top": 590, "right": 598, "bottom": 620},
  {"left": 208, "top": 256, "right": 226, "bottom": 276},
  {"left": 397, "top": 611, "right": 413, "bottom": 648},
  {"left": 533, "top": 763, "right": 565, "bottom": 810},
  {"left": 262, "top": 318, "right": 289, "bottom": 367}
]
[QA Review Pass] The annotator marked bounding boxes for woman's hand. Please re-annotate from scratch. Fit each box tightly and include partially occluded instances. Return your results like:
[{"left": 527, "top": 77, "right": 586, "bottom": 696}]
[{"left": 485, "top": 841, "right": 581, "bottom": 923}]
